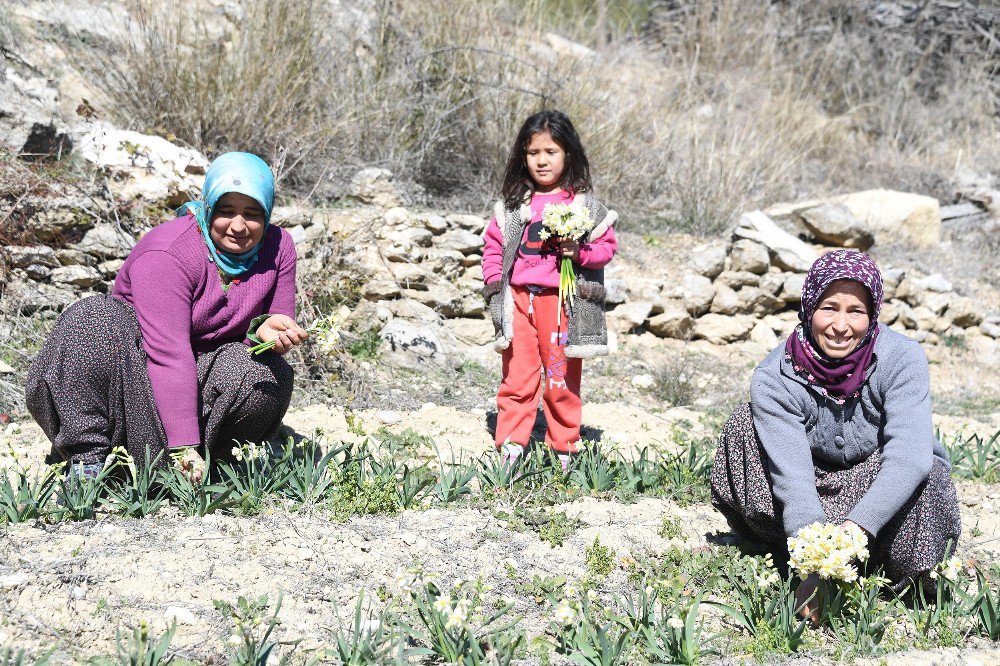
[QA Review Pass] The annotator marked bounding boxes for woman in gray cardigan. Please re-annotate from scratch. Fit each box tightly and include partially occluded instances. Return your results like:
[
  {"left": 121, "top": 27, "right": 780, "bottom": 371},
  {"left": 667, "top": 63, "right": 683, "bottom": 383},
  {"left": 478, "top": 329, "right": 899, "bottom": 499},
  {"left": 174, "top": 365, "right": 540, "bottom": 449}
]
[{"left": 711, "top": 250, "right": 960, "bottom": 616}]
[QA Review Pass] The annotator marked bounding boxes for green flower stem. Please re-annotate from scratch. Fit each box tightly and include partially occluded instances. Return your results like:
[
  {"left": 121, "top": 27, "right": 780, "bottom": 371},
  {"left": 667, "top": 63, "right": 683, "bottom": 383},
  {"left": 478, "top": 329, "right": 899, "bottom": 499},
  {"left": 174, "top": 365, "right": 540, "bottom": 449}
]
[{"left": 248, "top": 320, "right": 322, "bottom": 356}]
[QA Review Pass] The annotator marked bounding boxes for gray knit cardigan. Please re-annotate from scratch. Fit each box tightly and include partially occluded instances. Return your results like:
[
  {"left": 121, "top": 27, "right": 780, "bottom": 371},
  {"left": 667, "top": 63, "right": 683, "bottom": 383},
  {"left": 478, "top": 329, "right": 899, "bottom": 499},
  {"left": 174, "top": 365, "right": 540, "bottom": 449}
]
[
  {"left": 482, "top": 193, "right": 618, "bottom": 358},
  {"left": 749, "top": 324, "right": 950, "bottom": 538}
]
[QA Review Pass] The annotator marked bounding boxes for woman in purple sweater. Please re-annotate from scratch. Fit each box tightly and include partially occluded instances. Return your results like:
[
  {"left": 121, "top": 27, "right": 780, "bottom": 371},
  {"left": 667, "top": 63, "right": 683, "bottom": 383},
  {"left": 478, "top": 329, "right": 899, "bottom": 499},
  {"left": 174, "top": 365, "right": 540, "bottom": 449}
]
[{"left": 27, "top": 152, "right": 307, "bottom": 480}]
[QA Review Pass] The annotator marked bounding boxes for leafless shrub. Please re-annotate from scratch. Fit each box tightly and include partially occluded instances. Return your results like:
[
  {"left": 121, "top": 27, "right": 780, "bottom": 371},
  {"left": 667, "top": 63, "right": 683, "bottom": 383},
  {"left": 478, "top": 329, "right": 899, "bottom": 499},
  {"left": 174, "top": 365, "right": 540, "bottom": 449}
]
[
  {"left": 75, "top": 0, "right": 335, "bottom": 187},
  {"left": 70, "top": 0, "right": 998, "bottom": 231}
]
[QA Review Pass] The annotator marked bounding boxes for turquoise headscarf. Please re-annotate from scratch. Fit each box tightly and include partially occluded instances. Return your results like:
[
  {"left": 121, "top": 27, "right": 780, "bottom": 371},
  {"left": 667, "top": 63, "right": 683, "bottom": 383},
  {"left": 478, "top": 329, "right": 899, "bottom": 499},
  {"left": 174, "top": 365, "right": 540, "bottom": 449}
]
[{"left": 176, "top": 152, "right": 276, "bottom": 277}]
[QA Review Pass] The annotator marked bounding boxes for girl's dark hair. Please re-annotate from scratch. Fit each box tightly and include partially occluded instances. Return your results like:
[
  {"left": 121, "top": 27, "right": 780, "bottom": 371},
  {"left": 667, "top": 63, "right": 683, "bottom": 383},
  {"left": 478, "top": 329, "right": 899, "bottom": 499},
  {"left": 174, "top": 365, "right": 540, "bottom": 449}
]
[{"left": 501, "top": 110, "right": 592, "bottom": 209}]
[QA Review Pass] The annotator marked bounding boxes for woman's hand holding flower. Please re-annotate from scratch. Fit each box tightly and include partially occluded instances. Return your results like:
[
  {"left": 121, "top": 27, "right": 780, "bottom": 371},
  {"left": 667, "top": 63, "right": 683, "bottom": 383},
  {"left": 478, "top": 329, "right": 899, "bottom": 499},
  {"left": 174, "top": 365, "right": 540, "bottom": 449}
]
[
  {"left": 173, "top": 447, "right": 205, "bottom": 483},
  {"left": 257, "top": 314, "right": 309, "bottom": 355}
]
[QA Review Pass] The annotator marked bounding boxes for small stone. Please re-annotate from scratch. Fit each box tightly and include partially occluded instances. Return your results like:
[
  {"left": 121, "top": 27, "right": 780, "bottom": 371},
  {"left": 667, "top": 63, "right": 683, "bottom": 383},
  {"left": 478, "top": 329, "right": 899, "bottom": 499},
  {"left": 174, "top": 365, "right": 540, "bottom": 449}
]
[
  {"left": 751, "top": 321, "right": 779, "bottom": 349},
  {"left": 710, "top": 284, "right": 740, "bottom": 315},
  {"left": 604, "top": 279, "right": 628, "bottom": 305},
  {"left": 363, "top": 279, "right": 401, "bottom": 301},
  {"left": 780, "top": 274, "right": 805, "bottom": 303},
  {"left": 0, "top": 361, "right": 14, "bottom": 374},
  {"left": 400, "top": 532, "right": 417, "bottom": 546},
  {"left": 51, "top": 265, "right": 102, "bottom": 288},
  {"left": 0, "top": 573, "right": 28, "bottom": 588},
  {"left": 980, "top": 320, "right": 1000, "bottom": 339},
  {"left": 297, "top": 548, "right": 314, "bottom": 561},
  {"left": 647, "top": 309, "right": 695, "bottom": 339},
  {"left": 419, "top": 402, "right": 437, "bottom": 411},
  {"left": 715, "top": 270, "right": 759, "bottom": 290},
  {"left": 632, "top": 374, "right": 655, "bottom": 389},
  {"left": 24, "top": 264, "right": 52, "bottom": 281},
  {"left": 71, "top": 585, "right": 86, "bottom": 600},
  {"left": 915, "top": 273, "right": 953, "bottom": 293},
  {"left": 798, "top": 203, "right": 874, "bottom": 249},
  {"left": 165, "top": 606, "right": 198, "bottom": 625},
  {"left": 376, "top": 410, "right": 402, "bottom": 425},
  {"left": 693, "top": 314, "right": 755, "bottom": 344}
]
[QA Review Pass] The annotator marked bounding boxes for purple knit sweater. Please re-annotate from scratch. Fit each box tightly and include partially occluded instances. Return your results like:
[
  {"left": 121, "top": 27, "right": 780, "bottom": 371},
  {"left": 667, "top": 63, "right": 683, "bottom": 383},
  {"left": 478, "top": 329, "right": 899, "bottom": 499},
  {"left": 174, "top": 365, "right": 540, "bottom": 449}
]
[{"left": 112, "top": 215, "right": 297, "bottom": 447}]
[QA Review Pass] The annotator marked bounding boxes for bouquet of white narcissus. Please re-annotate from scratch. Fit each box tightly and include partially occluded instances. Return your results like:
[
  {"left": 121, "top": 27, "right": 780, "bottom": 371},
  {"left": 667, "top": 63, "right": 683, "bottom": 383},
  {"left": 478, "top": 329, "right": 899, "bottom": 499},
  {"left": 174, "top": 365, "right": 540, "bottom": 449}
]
[
  {"left": 787, "top": 522, "right": 870, "bottom": 583},
  {"left": 248, "top": 312, "right": 344, "bottom": 356},
  {"left": 540, "top": 202, "right": 595, "bottom": 326}
]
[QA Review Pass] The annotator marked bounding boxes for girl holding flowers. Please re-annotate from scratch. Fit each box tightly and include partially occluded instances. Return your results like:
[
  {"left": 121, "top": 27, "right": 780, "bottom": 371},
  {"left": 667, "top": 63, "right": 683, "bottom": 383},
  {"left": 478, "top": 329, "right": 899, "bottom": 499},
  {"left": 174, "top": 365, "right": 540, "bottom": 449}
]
[
  {"left": 27, "top": 152, "right": 308, "bottom": 481},
  {"left": 710, "top": 250, "right": 961, "bottom": 621},
  {"left": 481, "top": 110, "right": 618, "bottom": 467}
]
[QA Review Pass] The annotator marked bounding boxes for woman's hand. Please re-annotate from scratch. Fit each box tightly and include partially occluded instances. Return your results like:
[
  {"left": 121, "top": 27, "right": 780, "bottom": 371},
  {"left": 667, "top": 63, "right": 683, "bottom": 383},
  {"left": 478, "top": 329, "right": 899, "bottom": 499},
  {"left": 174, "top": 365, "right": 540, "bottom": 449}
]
[
  {"left": 556, "top": 238, "right": 580, "bottom": 261},
  {"left": 257, "top": 314, "right": 309, "bottom": 355},
  {"left": 794, "top": 572, "right": 821, "bottom": 627},
  {"left": 173, "top": 447, "right": 205, "bottom": 484}
]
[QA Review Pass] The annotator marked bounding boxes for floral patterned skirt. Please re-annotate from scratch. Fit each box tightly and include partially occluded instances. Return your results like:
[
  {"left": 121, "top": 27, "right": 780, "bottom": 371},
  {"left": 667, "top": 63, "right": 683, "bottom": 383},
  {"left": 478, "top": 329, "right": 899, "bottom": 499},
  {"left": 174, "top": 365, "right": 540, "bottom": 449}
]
[
  {"left": 710, "top": 403, "right": 961, "bottom": 588},
  {"left": 26, "top": 295, "right": 293, "bottom": 468}
]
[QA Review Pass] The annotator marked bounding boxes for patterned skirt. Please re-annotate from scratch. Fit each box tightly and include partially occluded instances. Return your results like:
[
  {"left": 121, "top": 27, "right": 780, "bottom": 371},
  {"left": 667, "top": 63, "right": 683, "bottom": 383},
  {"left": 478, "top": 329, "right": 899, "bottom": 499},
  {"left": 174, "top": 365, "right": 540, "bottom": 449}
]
[
  {"left": 710, "top": 403, "right": 961, "bottom": 588},
  {"left": 26, "top": 295, "right": 293, "bottom": 468}
]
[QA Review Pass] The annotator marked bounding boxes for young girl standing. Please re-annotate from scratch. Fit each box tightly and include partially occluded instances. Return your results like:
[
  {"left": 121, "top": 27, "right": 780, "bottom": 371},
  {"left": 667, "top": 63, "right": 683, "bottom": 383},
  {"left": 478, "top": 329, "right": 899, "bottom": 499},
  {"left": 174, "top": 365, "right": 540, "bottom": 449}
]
[{"left": 481, "top": 110, "right": 618, "bottom": 467}]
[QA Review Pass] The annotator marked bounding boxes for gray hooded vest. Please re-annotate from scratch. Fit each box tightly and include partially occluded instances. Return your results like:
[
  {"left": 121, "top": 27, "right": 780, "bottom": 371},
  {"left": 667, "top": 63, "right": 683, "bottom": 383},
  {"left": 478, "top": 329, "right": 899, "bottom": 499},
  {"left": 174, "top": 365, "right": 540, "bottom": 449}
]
[{"left": 481, "top": 192, "right": 617, "bottom": 358}]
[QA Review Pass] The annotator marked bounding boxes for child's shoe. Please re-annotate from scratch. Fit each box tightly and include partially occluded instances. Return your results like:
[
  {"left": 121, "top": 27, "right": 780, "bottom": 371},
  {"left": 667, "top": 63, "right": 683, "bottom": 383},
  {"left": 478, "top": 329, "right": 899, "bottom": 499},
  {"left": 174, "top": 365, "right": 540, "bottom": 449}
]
[{"left": 500, "top": 441, "right": 524, "bottom": 471}]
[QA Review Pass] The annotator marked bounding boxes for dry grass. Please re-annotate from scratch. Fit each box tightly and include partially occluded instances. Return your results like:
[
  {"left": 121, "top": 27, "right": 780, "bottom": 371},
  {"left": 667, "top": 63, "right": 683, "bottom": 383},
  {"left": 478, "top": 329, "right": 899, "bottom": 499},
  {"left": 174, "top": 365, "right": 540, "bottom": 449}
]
[{"left": 68, "top": 0, "right": 999, "bottom": 232}]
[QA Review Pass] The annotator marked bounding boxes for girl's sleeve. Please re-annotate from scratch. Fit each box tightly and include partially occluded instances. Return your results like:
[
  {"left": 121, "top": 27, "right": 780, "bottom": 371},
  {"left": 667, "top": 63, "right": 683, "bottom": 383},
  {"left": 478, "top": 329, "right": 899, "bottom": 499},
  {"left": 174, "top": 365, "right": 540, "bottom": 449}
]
[
  {"left": 577, "top": 226, "right": 617, "bottom": 269},
  {"left": 127, "top": 251, "right": 201, "bottom": 448},
  {"left": 749, "top": 362, "right": 827, "bottom": 536},
  {"left": 845, "top": 341, "right": 935, "bottom": 536},
  {"left": 481, "top": 217, "right": 504, "bottom": 285}
]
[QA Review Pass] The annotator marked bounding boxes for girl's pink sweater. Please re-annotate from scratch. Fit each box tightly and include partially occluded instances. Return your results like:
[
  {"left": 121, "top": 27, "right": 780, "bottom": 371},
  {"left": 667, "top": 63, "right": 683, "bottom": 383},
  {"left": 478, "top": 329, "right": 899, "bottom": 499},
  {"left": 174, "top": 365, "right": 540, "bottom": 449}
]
[
  {"left": 482, "top": 190, "right": 617, "bottom": 287},
  {"left": 112, "top": 215, "right": 297, "bottom": 448}
]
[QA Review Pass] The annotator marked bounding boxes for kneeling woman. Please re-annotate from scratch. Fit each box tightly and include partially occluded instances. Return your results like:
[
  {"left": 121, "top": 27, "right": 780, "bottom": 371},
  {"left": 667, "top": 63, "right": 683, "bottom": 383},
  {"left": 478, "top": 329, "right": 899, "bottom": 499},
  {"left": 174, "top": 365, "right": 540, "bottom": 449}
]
[
  {"left": 27, "top": 152, "right": 307, "bottom": 480},
  {"left": 711, "top": 250, "right": 961, "bottom": 599}
]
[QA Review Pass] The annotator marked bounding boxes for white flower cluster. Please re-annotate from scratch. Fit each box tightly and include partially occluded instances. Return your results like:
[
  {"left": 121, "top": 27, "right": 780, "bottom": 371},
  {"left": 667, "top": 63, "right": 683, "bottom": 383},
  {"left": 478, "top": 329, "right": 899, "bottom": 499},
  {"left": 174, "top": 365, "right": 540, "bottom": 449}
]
[
  {"left": 747, "top": 553, "right": 780, "bottom": 589},
  {"left": 231, "top": 441, "right": 267, "bottom": 463},
  {"left": 787, "top": 522, "right": 869, "bottom": 582},
  {"left": 393, "top": 568, "right": 420, "bottom": 595},
  {"left": 434, "top": 596, "right": 472, "bottom": 630},
  {"left": 929, "top": 556, "right": 964, "bottom": 583},
  {"left": 314, "top": 312, "right": 345, "bottom": 356},
  {"left": 539, "top": 203, "right": 594, "bottom": 242}
]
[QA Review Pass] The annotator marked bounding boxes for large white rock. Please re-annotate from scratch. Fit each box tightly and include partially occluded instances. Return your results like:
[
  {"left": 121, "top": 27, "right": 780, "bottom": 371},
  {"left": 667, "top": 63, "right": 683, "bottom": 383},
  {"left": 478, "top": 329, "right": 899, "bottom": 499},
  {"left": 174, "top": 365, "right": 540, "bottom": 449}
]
[
  {"left": 403, "top": 283, "right": 464, "bottom": 317},
  {"left": 379, "top": 316, "right": 459, "bottom": 370},
  {"left": 832, "top": 189, "right": 940, "bottom": 247},
  {"left": 75, "top": 224, "right": 136, "bottom": 259},
  {"left": 688, "top": 242, "right": 727, "bottom": 279},
  {"left": 946, "top": 297, "right": 984, "bottom": 328},
  {"left": 751, "top": 321, "right": 779, "bottom": 349},
  {"left": 693, "top": 314, "right": 755, "bottom": 344},
  {"left": 445, "top": 317, "right": 494, "bottom": 346},
  {"left": 733, "top": 211, "right": 818, "bottom": 273},
  {"left": 797, "top": 203, "right": 874, "bottom": 249},
  {"left": 710, "top": 284, "right": 740, "bottom": 315},
  {"left": 350, "top": 168, "right": 403, "bottom": 207},
  {"left": 729, "top": 239, "right": 770, "bottom": 274},
  {"left": 75, "top": 123, "right": 208, "bottom": 205},
  {"left": 681, "top": 272, "right": 715, "bottom": 316},
  {"left": 438, "top": 229, "right": 483, "bottom": 254},
  {"left": 647, "top": 308, "right": 695, "bottom": 339},
  {"left": 610, "top": 302, "right": 654, "bottom": 331},
  {"left": 50, "top": 265, "right": 102, "bottom": 288}
]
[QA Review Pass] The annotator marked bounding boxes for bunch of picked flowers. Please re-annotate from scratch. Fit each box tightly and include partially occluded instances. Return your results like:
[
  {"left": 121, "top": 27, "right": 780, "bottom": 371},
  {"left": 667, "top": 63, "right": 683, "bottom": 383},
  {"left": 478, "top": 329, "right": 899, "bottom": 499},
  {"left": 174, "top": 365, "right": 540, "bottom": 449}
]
[
  {"left": 787, "top": 522, "right": 869, "bottom": 583},
  {"left": 248, "top": 312, "right": 344, "bottom": 356},
  {"left": 539, "top": 202, "right": 595, "bottom": 326}
]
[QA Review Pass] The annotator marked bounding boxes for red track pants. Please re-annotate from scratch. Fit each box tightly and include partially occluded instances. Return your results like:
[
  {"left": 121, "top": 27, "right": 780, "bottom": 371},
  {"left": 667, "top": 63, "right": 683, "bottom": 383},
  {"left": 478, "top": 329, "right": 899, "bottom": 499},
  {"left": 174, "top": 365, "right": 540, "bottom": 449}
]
[{"left": 495, "top": 285, "right": 583, "bottom": 454}]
